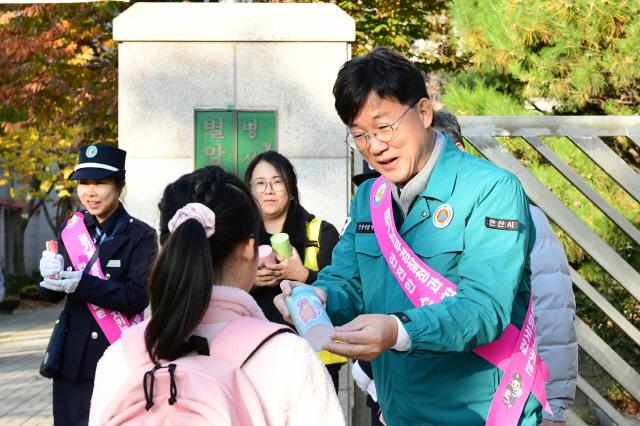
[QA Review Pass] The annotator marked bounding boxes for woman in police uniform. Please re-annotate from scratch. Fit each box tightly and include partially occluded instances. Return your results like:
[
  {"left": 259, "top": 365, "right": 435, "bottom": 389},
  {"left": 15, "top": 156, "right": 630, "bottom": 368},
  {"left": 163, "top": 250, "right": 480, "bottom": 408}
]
[
  {"left": 244, "top": 151, "right": 345, "bottom": 391},
  {"left": 38, "top": 144, "right": 157, "bottom": 425}
]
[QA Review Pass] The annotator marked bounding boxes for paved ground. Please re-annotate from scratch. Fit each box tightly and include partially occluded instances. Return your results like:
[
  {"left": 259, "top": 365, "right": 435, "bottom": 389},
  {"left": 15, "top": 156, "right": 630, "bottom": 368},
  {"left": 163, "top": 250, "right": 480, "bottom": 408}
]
[
  {"left": 0, "top": 304, "right": 352, "bottom": 425},
  {"left": 0, "top": 304, "right": 60, "bottom": 426}
]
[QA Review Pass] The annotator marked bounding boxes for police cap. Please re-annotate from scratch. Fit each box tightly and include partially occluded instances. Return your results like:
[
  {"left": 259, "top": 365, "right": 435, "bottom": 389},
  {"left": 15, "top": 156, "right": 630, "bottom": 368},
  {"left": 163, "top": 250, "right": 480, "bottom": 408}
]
[{"left": 68, "top": 144, "right": 126, "bottom": 181}]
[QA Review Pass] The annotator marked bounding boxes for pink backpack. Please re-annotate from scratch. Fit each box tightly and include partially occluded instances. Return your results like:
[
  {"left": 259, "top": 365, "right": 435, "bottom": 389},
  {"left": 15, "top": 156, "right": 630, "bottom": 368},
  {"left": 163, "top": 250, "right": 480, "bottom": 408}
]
[{"left": 99, "top": 316, "right": 291, "bottom": 426}]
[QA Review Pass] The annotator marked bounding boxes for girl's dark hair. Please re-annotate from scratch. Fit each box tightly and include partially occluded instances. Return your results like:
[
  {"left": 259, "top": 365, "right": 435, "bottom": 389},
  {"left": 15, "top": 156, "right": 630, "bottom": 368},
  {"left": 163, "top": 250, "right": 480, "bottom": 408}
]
[
  {"left": 333, "top": 46, "right": 428, "bottom": 125},
  {"left": 145, "top": 166, "right": 260, "bottom": 363},
  {"left": 244, "top": 151, "right": 310, "bottom": 256}
]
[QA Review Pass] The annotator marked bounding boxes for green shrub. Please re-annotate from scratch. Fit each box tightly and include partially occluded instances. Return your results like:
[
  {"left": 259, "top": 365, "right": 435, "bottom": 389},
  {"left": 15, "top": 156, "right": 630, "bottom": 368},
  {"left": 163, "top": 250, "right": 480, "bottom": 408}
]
[
  {"left": 18, "top": 284, "right": 40, "bottom": 301},
  {"left": 4, "top": 273, "right": 35, "bottom": 296}
]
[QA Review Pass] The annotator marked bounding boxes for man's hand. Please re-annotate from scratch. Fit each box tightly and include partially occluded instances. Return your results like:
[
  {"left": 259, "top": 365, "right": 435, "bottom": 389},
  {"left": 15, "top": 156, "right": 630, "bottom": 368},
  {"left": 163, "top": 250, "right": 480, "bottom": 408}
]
[
  {"left": 273, "top": 280, "right": 326, "bottom": 324},
  {"left": 323, "top": 314, "right": 398, "bottom": 361},
  {"left": 267, "top": 247, "right": 310, "bottom": 283}
]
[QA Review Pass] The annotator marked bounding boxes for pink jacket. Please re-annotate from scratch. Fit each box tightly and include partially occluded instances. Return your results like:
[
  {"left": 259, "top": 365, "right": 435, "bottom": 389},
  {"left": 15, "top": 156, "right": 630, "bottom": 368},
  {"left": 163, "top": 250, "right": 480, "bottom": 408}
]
[{"left": 90, "top": 285, "right": 344, "bottom": 426}]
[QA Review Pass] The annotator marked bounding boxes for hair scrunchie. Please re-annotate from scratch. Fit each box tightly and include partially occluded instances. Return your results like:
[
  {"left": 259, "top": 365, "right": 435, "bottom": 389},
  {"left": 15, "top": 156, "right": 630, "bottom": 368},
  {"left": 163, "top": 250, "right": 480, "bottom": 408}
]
[{"left": 168, "top": 202, "right": 216, "bottom": 237}]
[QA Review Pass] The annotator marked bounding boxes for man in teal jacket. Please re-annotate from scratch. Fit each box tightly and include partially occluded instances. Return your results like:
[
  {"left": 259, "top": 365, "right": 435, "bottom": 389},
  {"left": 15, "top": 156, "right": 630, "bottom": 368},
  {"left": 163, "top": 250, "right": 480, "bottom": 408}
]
[{"left": 275, "top": 47, "right": 542, "bottom": 425}]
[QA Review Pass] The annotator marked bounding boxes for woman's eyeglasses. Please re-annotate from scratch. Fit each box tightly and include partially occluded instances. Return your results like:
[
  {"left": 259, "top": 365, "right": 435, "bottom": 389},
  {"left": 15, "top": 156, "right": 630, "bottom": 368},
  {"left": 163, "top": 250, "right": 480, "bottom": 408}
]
[{"left": 250, "top": 178, "right": 287, "bottom": 193}]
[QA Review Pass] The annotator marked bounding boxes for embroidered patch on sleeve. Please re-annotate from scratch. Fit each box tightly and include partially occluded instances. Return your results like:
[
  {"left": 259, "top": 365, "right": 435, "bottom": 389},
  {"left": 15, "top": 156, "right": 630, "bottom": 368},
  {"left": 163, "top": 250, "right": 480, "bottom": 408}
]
[
  {"left": 485, "top": 217, "right": 520, "bottom": 231},
  {"left": 356, "top": 222, "right": 375, "bottom": 233},
  {"left": 391, "top": 312, "right": 412, "bottom": 324}
]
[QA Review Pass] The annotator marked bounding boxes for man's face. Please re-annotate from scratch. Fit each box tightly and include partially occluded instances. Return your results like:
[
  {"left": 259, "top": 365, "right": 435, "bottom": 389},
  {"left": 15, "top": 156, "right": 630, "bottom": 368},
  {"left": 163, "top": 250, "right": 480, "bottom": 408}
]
[{"left": 349, "top": 93, "right": 435, "bottom": 184}]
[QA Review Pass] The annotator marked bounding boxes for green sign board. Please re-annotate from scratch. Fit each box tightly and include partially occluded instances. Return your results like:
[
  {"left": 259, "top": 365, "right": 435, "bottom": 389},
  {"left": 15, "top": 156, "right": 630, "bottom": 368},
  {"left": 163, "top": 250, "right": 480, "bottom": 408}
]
[{"left": 195, "top": 110, "right": 277, "bottom": 177}]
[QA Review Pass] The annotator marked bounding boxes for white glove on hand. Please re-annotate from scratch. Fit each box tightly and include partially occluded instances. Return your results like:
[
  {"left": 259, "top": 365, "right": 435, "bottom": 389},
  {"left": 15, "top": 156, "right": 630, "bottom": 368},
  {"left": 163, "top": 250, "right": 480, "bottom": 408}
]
[
  {"left": 40, "top": 270, "right": 82, "bottom": 294},
  {"left": 39, "top": 250, "right": 64, "bottom": 279},
  {"left": 351, "top": 360, "right": 378, "bottom": 402}
]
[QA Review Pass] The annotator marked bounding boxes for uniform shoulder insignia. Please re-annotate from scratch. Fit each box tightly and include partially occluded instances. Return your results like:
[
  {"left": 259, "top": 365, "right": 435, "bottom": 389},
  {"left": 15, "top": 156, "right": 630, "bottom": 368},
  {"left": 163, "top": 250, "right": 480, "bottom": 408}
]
[{"left": 485, "top": 217, "right": 520, "bottom": 231}]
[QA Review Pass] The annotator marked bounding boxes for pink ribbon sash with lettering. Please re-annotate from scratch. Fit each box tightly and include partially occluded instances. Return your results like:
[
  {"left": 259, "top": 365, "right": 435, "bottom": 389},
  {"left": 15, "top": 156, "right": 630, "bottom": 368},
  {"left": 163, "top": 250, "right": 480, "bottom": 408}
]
[
  {"left": 61, "top": 212, "right": 143, "bottom": 344},
  {"left": 369, "top": 177, "right": 551, "bottom": 425}
]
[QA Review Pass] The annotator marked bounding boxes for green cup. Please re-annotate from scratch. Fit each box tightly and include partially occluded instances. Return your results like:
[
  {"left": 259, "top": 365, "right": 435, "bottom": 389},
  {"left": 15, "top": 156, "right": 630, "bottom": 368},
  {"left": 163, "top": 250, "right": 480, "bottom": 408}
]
[{"left": 270, "top": 232, "right": 292, "bottom": 258}]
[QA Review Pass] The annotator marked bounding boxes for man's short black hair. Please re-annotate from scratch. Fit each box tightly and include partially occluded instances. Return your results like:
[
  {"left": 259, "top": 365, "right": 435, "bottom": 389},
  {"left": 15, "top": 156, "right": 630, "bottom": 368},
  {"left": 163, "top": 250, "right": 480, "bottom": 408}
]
[{"left": 333, "top": 46, "right": 429, "bottom": 125}]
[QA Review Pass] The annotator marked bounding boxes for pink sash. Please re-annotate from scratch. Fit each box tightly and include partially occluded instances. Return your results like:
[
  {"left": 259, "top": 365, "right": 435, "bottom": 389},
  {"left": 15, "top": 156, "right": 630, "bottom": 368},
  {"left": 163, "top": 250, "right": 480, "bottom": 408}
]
[
  {"left": 369, "top": 177, "right": 551, "bottom": 424},
  {"left": 61, "top": 212, "right": 143, "bottom": 344}
]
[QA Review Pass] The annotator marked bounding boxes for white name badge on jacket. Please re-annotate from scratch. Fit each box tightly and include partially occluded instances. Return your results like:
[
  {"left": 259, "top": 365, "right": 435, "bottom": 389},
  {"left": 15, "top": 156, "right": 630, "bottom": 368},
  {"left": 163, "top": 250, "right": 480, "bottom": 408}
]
[{"left": 106, "top": 259, "right": 121, "bottom": 268}]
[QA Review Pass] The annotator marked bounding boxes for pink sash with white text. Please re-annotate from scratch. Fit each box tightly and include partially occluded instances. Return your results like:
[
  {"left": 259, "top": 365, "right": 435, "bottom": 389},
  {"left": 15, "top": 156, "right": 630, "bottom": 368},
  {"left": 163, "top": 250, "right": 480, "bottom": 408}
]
[
  {"left": 61, "top": 212, "right": 143, "bottom": 344},
  {"left": 369, "top": 177, "right": 551, "bottom": 425}
]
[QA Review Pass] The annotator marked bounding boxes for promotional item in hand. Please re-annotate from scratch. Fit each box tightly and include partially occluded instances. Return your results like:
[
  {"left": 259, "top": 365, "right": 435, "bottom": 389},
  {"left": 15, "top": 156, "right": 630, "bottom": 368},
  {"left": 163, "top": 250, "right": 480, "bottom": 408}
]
[
  {"left": 39, "top": 242, "right": 64, "bottom": 280},
  {"left": 45, "top": 240, "right": 60, "bottom": 279},
  {"left": 270, "top": 233, "right": 292, "bottom": 258},
  {"left": 258, "top": 245, "right": 276, "bottom": 267},
  {"left": 40, "top": 240, "right": 83, "bottom": 293},
  {"left": 285, "top": 285, "right": 334, "bottom": 352}
]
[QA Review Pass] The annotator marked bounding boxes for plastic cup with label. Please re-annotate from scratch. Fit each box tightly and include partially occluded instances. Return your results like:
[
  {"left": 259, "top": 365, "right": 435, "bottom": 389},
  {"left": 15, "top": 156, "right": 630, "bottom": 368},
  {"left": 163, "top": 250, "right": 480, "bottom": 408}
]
[
  {"left": 45, "top": 240, "right": 60, "bottom": 279},
  {"left": 258, "top": 245, "right": 276, "bottom": 267},
  {"left": 270, "top": 232, "right": 292, "bottom": 258},
  {"left": 285, "top": 285, "right": 334, "bottom": 352}
]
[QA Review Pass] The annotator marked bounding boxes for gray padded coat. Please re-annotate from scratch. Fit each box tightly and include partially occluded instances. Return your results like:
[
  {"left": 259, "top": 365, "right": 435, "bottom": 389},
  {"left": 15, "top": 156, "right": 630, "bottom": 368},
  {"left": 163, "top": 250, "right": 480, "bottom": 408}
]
[{"left": 530, "top": 205, "right": 577, "bottom": 422}]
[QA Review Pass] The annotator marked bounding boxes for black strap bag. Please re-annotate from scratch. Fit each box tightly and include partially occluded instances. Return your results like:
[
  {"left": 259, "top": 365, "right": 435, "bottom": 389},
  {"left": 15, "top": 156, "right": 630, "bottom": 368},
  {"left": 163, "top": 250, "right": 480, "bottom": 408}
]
[{"left": 39, "top": 308, "right": 69, "bottom": 379}]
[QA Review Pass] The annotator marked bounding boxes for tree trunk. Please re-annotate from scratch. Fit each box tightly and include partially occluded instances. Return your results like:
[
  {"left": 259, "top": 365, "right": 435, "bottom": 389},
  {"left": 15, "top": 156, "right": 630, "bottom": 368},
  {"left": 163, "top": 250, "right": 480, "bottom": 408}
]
[{"left": 6, "top": 209, "right": 27, "bottom": 275}]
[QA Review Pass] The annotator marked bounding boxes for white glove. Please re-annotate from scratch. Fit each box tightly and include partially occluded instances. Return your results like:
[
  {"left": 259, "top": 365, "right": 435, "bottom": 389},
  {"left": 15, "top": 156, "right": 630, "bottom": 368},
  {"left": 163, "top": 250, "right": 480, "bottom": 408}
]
[
  {"left": 351, "top": 360, "right": 371, "bottom": 392},
  {"left": 40, "top": 270, "right": 82, "bottom": 294},
  {"left": 351, "top": 360, "right": 378, "bottom": 402},
  {"left": 39, "top": 250, "right": 64, "bottom": 279}
]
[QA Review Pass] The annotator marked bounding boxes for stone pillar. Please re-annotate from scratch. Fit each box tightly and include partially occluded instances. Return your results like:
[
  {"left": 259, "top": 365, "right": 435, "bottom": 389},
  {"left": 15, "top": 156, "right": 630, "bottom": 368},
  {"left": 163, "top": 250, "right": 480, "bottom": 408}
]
[{"left": 114, "top": 3, "right": 354, "bottom": 229}]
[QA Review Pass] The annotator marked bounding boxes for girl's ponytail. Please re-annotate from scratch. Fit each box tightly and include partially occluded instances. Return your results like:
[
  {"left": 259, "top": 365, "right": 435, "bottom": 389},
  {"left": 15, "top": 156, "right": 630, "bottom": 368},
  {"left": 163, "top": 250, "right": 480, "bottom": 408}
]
[
  {"left": 145, "top": 219, "right": 213, "bottom": 363},
  {"left": 145, "top": 166, "right": 260, "bottom": 362}
]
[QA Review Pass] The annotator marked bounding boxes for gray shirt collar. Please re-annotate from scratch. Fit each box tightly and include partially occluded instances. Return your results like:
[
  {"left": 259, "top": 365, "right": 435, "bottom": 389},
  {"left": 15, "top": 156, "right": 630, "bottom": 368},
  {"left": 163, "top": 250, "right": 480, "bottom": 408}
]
[{"left": 392, "top": 132, "right": 445, "bottom": 216}]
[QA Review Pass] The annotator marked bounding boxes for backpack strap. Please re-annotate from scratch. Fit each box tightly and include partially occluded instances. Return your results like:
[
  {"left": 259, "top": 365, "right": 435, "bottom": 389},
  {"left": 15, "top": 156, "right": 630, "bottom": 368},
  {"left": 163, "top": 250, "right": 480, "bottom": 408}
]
[
  {"left": 119, "top": 320, "right": 151, "bottom": 371},
  {"left": 304, "top": 217, "right": 322, "bottom": 272},
  {"left": 210, "top": 317, "right": 292, "bottom": 368}
]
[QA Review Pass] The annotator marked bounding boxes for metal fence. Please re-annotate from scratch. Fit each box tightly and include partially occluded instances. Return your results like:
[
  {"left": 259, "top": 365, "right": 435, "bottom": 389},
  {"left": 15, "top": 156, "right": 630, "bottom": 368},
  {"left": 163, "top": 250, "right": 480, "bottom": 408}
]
[{"left": 460, "top": 116, "right": 640, "bottom": 426}]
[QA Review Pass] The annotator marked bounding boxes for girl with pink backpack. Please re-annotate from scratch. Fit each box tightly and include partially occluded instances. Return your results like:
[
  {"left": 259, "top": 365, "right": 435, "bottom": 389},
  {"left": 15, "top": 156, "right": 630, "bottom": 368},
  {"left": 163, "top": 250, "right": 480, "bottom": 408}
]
[{"left": 89, "top": 166, "right": 344, "bottom": 426}]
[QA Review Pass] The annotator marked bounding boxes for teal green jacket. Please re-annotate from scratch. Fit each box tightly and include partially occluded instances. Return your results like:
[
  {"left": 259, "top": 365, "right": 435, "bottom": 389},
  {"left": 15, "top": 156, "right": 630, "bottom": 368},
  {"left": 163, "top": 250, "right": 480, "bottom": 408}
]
[{"left": 316, "top": 139, "right": 542, "bottom": 425}]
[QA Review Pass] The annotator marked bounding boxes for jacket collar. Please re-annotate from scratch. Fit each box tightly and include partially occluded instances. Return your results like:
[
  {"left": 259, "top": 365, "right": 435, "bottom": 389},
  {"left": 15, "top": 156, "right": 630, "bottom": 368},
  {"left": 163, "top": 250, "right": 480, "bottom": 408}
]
[
  {"left": 201, "top": 285, "right": 266, "bottom": 324},
  {"left": 398, "top": 135, "right": 463, "bottom": 235},
  {"left": 83, "top": 204, "right": 128, "bottom": 237},
  {"left": 420, "top": 133, "right": 463, "bottom": 202},
  {"left": 392, "top": 131, "right": 445, "bottom": 216}
]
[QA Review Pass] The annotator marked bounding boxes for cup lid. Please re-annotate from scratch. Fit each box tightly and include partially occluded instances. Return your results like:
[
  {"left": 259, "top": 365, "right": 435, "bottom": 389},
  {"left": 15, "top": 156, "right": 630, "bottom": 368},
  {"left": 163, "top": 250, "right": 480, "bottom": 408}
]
[
  {"left": 270, "top": 233, "right": 290, "bottom": 244},
  {"left": 258, "top": 245, "right": 273, "bottom": 257}
]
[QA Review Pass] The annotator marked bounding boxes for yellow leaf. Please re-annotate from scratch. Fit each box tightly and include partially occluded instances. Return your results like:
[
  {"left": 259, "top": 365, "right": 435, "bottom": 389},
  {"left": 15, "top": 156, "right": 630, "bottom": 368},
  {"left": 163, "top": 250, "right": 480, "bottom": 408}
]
[
  {"left": 58, "top": 189, "right": 71, "bottom": 198},
  {"left": 69, "top": 45, "right": 94, "bottom": 66},
  {"left": 62, "top": 167, "right": 75, "bottom": 179},
  {"left": 39, "top": 180, "right": 53, "bottom": 192}
]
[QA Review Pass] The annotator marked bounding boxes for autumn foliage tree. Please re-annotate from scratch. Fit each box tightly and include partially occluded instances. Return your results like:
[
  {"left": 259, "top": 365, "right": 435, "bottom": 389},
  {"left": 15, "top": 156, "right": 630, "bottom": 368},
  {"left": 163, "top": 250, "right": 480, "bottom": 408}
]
[
  {"left": 0, "top": 3, "right": 125, "bottom": 273},
  {"left": 338, "top": 0, "right": 468, "bottom": 75}
]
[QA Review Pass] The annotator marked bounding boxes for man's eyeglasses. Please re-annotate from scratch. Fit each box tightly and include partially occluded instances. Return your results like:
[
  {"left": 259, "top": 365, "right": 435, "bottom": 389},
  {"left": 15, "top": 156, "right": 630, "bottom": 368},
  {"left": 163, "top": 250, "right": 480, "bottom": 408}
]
[
  {"left": 345, "top": 100, "right": 419, "bottom": 151},
  {"left": 250, "top": 178, "right": 287, "bottom": 193}
]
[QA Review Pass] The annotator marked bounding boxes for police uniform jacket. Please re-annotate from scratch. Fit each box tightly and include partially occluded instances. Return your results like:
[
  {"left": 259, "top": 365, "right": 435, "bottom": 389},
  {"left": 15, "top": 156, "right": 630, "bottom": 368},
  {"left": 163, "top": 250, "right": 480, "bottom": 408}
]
[
  {"left": 316, "top": 138, "right": 542, "bottom": 425},
  {"left": 39, "top": 205, "right": 158, "bottom": 381}
]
